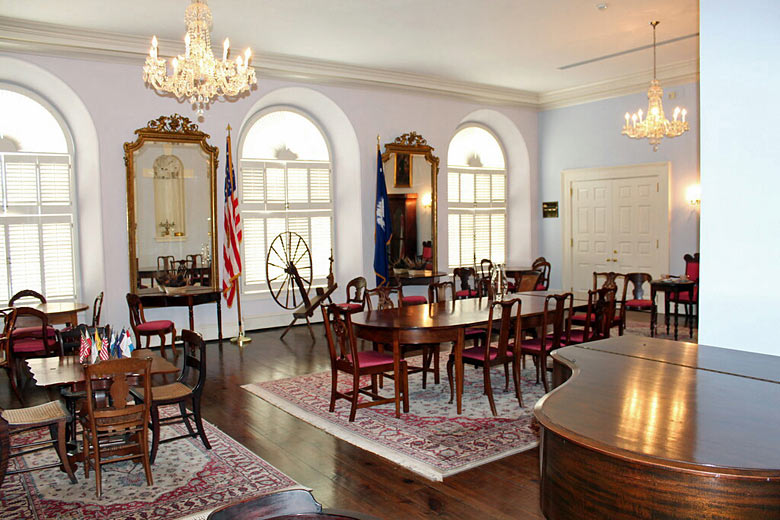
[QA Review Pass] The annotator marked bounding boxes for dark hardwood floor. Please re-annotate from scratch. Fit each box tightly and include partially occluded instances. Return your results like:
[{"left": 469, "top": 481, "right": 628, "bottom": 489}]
[{"left": 1, "top": 322, "right": 546, "bottom": 519}]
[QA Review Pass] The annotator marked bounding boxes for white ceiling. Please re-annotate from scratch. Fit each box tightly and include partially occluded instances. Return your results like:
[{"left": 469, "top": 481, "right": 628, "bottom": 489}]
[{"left": 0, "top": 0, "right": 699, "bottom": 94}]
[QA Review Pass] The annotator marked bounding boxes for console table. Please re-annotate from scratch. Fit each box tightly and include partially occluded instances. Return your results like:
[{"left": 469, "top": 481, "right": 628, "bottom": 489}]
[{"left": 137, "top": 286, "right": 222, "bottom": 344}]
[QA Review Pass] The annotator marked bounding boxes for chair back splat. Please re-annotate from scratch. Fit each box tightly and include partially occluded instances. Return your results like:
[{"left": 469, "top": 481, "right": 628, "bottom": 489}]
[
  {"left": 428, "top": 281, "right": 455, "bottom": 303},
  {"left": 8, "top": 289, "right": 46, "bottom": 307},
  {"left": 531, "top": 257, "right": 552, "bottom": 290},
  {"left": 519, "top": 292, "right": 572, "bottom": 392},
  {"left": 91, "top": 291, "right": 104, "bottom": 327},
  {"left": 453, "top": 267, "right": 478, "bottom": 299}
]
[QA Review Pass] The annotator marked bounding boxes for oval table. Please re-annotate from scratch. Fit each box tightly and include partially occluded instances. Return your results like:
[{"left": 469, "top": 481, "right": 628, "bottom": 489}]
[
  {"left": 350, "top": 294, "right": 569, "bottom": 415},
  {"left": 14, "top": 301, "right": 90, "bottom": 327}
]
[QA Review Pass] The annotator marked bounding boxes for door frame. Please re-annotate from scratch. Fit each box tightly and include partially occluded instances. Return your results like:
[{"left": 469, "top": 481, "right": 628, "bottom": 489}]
[{"left": 561, "top": 162, "right": 671, "bottom": 291}]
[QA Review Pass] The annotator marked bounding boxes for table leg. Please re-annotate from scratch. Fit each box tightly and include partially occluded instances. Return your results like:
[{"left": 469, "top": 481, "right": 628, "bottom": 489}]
[
  {"left": 217, "top": 298, "right": 223, "bottom": 346},
  {"left": 455, "top": 329, "right": 464, "bottom": 415},
  {"left": 650, "top": 287, "right": 657, "bottom": 337},
  {"left": 689, "top": 286, "right": 695, "bottom": 339},
  {"left": 673, "top": 289, "right": 680, "bottom": 341},
  {"left": 393, "top": 333, "right": 401, "bottom": 418},
  {"left": 664, "top": 292, "right": 670, "bottom": 334},
  {"left": 188, "top": 297, "right": 195, "bottom": 331}
]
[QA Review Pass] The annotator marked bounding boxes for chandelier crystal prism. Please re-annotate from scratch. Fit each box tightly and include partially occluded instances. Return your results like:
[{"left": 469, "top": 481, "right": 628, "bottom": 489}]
[
  {"left": 621, "top": 21, "right": 688, "bottom": 151},
  {"left": 143, "top": 0, "right": 256, "bottom": 116}
]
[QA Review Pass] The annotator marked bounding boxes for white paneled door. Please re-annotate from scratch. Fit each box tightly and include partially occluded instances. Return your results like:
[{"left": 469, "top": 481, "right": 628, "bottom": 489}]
[{"left": 563, "top": 163, "right": 669, "bottom": 292}]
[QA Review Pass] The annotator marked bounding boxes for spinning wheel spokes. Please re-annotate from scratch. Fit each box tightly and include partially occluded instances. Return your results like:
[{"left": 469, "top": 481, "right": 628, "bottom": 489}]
[{"left": 266, "top": 231, "right": 312, "bottom": 310}]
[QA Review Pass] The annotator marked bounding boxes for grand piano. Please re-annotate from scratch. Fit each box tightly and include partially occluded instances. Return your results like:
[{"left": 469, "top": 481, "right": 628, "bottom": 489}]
[{"left": 534, "top": 336, "right": 780, "bottom": 519}]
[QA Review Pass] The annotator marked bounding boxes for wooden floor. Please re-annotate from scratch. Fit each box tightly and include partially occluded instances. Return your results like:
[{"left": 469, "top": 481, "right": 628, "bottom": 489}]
[{"left": 1, "top": 322, "right": 548, "bottom": 520}]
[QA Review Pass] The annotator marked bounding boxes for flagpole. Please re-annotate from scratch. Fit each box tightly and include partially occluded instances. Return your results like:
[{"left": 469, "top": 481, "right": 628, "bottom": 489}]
[{"left": 224, "top": 123, "right": 251, "bottom": 347}]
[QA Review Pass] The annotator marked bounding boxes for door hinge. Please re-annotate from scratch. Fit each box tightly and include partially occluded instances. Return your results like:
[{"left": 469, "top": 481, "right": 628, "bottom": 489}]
[
  {"left": 656, "top": 182, "right": 659, "bottom": 192},
  {"left": 656, "top": 239, "right": 659, "bottom": 248},
  {"left": 570, "top": 187, "right": 573, "bottom": 196},
  {"left": 570, "top": 238, "right": 574, "bottom": 247}
]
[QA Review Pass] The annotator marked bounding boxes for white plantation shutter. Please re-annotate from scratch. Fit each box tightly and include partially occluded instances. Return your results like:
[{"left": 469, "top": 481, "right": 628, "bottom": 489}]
[
  {"left": 0, "top": 152, "right": 77, "bottom": 302},
  {"left": 447, "top": 127, "right": 507, "bottom": 269},
  {"left": 239, "top": 159, "right": 333, "bottom": 293}
]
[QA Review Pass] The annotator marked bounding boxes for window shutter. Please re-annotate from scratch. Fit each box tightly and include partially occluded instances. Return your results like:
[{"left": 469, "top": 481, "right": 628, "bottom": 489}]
[
  {"left": 242, "top": 217, "right": 266, "bottom": 285},
  {"left": 42, "top": 222, "right": 75, "bottom": 298},
  {"left": 8, "top": 223, "right": 42, "bottom": 294},
  {"left": 0, "top": 225, "right": 7, "bottom": 304},
  {"left": 39, "top": 156, "right": 71, "bottom": 205},
  {"left": 4, "top": 157, "right": 38, "bottom": 206},
  {"left": 240, "top": 161, "right": 265, "bottom": 203}
]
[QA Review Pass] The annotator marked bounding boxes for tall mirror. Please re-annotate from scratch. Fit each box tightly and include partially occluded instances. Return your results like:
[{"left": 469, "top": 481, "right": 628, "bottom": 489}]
[
  {"left": 382, "top": 132, "right": 439, "bottom": 274},
  {"left": 124, "top": 114, "right": 219, "bottom": 293}
]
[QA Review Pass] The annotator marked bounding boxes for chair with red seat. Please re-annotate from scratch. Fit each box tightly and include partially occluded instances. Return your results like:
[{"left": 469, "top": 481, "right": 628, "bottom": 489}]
[
  {"left": 0, "top": 309, "right": 22, "bottom": 404},
  {"left": 568, "top": 287, "right": 616, "bottom": 347},
  {"left": 531, "top": 257, "right": 552, "bottom": 290},
  {"left": 126, "top": 293, "right": 177, "bottom": 359},
  {"left": 512, "top": 270, "right": 543, "bottom": 293},
  {"left": 622, "top": 273, "right": 654, "bottom": 331},
  {"left": 446, "top": 298, "right": 523, "bottom": 416},
  {"left": 668, "top": 253, "right": 699, "bottom": 326},
  {"left": 398, "top": 284, "right": 427, "bottom": 306},
  {"left": 519, "top": 293, "right": 572, "bottom": 392},
  {"left": 336, "top": 277, "right": 367, "bottom": 313},
  {"left": 572, "top": 272, "right": 626, "bottom": 335},
  {"left": 8, "top": 307, "right": 62, "bottom": 392},
  {"left": 453, "top": 267, "right": 479, "bottom": 299},
  {"left": 321, "top": 303, "right": 408, "bottom": 422},
  {"left": 8, "top": 290, "right": 57, "bottom": 343}
]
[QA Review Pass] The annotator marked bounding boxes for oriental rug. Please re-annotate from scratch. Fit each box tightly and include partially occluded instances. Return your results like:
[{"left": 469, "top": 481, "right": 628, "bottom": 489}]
[
  {"left": 625, "top": 319, "right": 698, "bottom": 342},
  {"left": 0, "top": 407, "right": 301, "bottom": 520},
  {"left": 243, "top": 353, "right": 545, "bottom": 482}
]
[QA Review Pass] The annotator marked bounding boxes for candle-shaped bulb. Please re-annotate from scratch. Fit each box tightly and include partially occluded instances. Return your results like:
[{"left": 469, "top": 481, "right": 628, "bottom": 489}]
[
  {"left": 223, "top": 38, "right": 229, "bottom": 61},
  {"left": 172, "top": 57, "right": 178, "bottom": 71},
  {"left": 681, "top": 108, "right": 687, "bottom": 122},
  {"left": 236, "top": 55, "right": 243, "bottom": 68},
  {"left": 151, "top": 36, "right": 158, "bottom": 59},
  {"left": 185, "top": 34, "right": 190, "bottom": 56},
  {"left": 624, "top": 113, "right": 630, "bottom": 127},
  {"left": 244, "top": 48, "right": 251, "bottom": 64},
  {"left": 673, "top": 107, "right": 680, "bottom": 121},
  {"left": 638, "top": 108, "right": 643, "bottom": 121}
]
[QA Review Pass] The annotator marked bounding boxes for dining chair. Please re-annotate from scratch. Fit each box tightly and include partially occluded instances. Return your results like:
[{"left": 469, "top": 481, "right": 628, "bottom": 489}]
[
  {"left": 131, "top": 329, "right": 210, "bottom": 463},
  {"left": 81, "top": 356, "right": 153, "bottom": 497},
  {"left": 0, "top": 308, "right": 22, "bottom": 404},
  {"left": 8, "top": 289, "right": 57, "bottom": 343},
  {"left": 91, "top": 291, "right": 104, "bottom": 327},
  {"left": 668, "top": 253, "right": 699, "bottom": 326},
  {"left": 126, "top": 293, "right": 177, "bottom": 358},
  {"left": 365, "top": 286, "right": 398, "bottom": 310},
  {"left": 623, "top": 273, "right": 654, "bottom": 332},
  {"left": 519, "top": 293, "right": 573, "bottom": 392},
  {"left": 572, "top": 272, "right": 625, "bottom": 334},
  {"left": 479, "top": 259, "right": 494, "bottom": 282},
  {"left": 0, "top": 400, "right": 78, "bottom": 488},
  {"left": 8, "top": 308, "right": 62, "bottom": 391},
  {"left": 531, "top": 257, "right": 552, "bottom": 290},
  {"left": 427, "top": 281, "right": 455, "bottom": 304},
  {"left": 512, "top": 270, "right": 543, "bottom": 292},
  {"left": 453, "top": 267, "right": 479, "bottom": 299},
  {"left": 446, "top": 298, "right": 523, "bottom": 416},
  {"left": 398, "top": 284, "right": 427, "bottom": 306},
  {"left": 336, "top": 276, "right": 367, "bottom": 313},
  {"left": 568, "top": 287, "right": 617, "bottom": 346},
  {"left": 59, "top": 291, "right": 105, "bottom": 355},
  {"left": 321, "top": 303, "right": 409, "bottom": 422},
  {"left": 8, "top": 289, "right": 46, "bottom": 307}
]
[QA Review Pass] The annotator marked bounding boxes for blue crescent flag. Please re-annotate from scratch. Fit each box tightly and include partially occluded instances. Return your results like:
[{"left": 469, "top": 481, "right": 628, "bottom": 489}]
[{"left": 373, "top": 149, "right": 392, "bottom": 286}]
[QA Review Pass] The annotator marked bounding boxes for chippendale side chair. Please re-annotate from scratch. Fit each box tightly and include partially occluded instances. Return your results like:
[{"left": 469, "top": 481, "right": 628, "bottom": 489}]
[
  {"left": 126, "top": 293, "right": 177, "bottom": 359},
  {"left": 519, "top": 293, "right": 573, "bottom": 392},
  {"left": 531, "top": 257, "right": 551, "bottom": 290},
  {"left": 453, "top": 267, "right": 479, "bottom": 299},
  {"left": 337, "top": 277, "right": 367, "bottom": 313}
]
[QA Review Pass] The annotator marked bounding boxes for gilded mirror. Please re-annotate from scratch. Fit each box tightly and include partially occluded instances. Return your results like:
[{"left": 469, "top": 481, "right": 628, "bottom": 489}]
[
  {"left": 124, "top": 114, "right": 219, "bottom": 293},
  {"left": 382, "top": 132, "right": 439, "bottom": 272}
]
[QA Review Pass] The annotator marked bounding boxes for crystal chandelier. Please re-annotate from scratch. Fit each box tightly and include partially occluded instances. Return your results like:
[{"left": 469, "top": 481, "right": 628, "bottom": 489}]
[
  {"left": 622, "top": 21, "right": 688, "bottom": 151},
  {"left": 143, "top": 0, "right": 256, "bottom": 116}
]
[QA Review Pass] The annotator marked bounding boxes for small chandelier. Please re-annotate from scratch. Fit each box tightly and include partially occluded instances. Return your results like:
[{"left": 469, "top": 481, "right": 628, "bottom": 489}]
[
  {"left": 143, "top": 0, "right": 256, "bottom": 116},
  {"left": 622, "top": 21, "right": 688, "bottom": 151}
]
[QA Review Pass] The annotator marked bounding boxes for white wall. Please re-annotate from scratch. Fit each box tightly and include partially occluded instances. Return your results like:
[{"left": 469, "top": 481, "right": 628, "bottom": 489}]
[
  {"left": 538, "top": 82, "right": 700, "bottom": 288},
  {"left": 0, "top": 51, "right": 537, "bottom": 338},
  {"left": 698, "top": 1, "right": 780, "bottom": 355}
]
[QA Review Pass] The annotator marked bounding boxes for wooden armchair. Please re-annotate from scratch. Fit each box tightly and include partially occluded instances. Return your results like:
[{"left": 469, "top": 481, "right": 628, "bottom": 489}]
[
  {"left": 8, "top": 308, "right": 61, "bottom": 391},
  {"left": 321, "top": 304, "right": 408, "bottom": 421},
  {"left": 81, "top": 357, "right": 153, "bottom": 497}
]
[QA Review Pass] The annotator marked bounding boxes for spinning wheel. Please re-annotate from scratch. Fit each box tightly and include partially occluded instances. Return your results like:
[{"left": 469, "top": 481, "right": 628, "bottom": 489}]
[
  {"left": 265, "top": 232, "right": 313, "bottom": 310},
  {"left": 265, "top": 232, "right": 338, "bottom": 339}
]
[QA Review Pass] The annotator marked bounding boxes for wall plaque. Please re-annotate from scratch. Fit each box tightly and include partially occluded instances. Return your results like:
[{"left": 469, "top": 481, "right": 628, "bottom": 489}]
[{"left": 543, "top": 201, "right": 559, "bottom": 218}]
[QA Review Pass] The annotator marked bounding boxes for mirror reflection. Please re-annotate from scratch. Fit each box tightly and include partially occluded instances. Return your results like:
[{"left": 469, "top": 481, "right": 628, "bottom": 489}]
[{"left": 382, "top": 132, "right": 438, "bottom": 272}]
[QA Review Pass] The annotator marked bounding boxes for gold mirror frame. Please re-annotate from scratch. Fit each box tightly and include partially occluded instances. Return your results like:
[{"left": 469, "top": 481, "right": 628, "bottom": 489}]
[
  {"left": 382, "top": 132, "right": 439, "bottom": 271},
  {"left": 124, "top": 114, "right": 219, "bottom": 293}
]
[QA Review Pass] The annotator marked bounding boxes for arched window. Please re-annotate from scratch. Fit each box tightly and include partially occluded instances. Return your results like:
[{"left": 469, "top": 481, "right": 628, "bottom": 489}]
[
  {"left": 447, "top": 125, "right": 506, "bottom": 268},
  {"left": 239, "top": 109, "right": 333, "bottom": 293},
  {"left": 0, "top": 87, "right": 77, "bottom": 302}
]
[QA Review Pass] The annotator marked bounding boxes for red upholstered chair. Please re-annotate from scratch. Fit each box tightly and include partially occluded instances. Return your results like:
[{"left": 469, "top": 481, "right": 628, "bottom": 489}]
[
  {"left": 531, "top": 257, "right": 551, "bottom": 290},
  {"left": 336, "top": 277, "right": 367, "bottom": 313},
  {"left": 512, "top": 270, "right": 542, "bottom": 293},
  {"left": 668, "top": 253, "right": 699, "bottom": 325},
  {"left": 622, "top": 273, "right": 654, "bottom": 330},
  {"left": 420, "top": 240, "right": 433, "bottom": 270},
  {"left": 126, "top": 293, "right": 177, "bottom": 359},
  {"left": 321, "top": 304, "right": 408, "bottom": 422},
  {"left": 453, "top": 267, "right": 479, "bottom": 299},
  {"left": 8, "top": 307, "right": 61, "bottom": 391},
  {"left": 8, "top": 290, "right": 57, "bottom": 343},
  {"left": 572, "top": 272, "right": 625, "bottom": 335},
  {"left": 398, "top": 284, "right": 427, "bottom": 306},
  {"left": 0, "top": 309, "right": 22, "bottom": 404},
  {"left": 447, "top": 298, "right": 523, "bottom": 416},
  {"left": 568, "top": 287, "right": 616, "bottom": 346},
  {"left": 520, "top": 293, "right": 572, "bottom": 392}
]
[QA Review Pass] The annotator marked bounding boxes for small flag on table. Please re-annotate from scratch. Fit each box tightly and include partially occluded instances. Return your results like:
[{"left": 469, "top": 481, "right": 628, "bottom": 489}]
[
  {"left": 99, "top": 331, "right": 109, "bottom": 361},
  {"left": 79, "top": 332, "right": 90, "bottom": 363}
]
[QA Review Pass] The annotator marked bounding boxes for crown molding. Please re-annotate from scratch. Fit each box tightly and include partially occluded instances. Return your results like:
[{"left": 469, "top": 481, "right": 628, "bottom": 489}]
[
  {"left": 0, "top": 17, "right": 699, "bottom": 111},
  {"left": 538, "top": 58, "right": 700, "bottom": 110}
]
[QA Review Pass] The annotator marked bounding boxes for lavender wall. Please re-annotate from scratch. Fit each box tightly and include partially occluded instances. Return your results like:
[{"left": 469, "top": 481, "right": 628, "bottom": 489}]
[
  {"left": 538, "top": 82, "right": 700, "bottom": 288},
  {"left": 1, "top": 51, "right": 538, "bottom": 337}
]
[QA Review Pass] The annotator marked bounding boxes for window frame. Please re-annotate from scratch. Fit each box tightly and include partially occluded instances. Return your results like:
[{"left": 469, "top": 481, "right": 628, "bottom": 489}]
[
  {"left": 446, "top": 123, "right": 508, "bottom": 270},
  {"left": 237, "top": 106, "right": 335, "bottom": 297},
  {"left": 0, "top": 83, "right": 81, "bottom": 303}
]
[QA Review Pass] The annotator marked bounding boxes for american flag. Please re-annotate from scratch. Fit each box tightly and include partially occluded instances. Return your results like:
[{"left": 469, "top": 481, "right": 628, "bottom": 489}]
[
  {"left": 222, "top": 129, "right": 243, "bottom": 307},
  {"left": 99, "top": 331, "right": 109, "bottom": 361}
]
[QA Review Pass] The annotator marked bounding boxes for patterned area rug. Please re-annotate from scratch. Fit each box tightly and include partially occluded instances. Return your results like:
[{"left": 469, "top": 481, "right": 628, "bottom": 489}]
[
  {"left": 625, "top": 319, "right": 698, "bottom": 342},
  {"left": 243, "top": 353, "right": 546, "bottom": 482},
  {"left": 0, "top": 407, "right": 301, "bottom": 520}
]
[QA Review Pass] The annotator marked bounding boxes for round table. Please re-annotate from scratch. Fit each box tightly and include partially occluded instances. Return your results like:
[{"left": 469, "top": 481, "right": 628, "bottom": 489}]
[
  {"left": 14, "top": 301, "right": 90, "bottom": 326},
  {"left": 350, "top": 295, "right": 551, "bottom": 415}
]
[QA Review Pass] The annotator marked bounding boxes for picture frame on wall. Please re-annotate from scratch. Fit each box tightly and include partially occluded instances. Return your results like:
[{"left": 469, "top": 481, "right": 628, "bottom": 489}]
[{"left": 394, "top": 152, "right": 412, "bottom": 188}]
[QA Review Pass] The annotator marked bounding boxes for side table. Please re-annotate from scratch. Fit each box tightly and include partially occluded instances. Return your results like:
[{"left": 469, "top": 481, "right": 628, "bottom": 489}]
[{"left": 650, "top": 279, "right": 697, "bottom": 340}]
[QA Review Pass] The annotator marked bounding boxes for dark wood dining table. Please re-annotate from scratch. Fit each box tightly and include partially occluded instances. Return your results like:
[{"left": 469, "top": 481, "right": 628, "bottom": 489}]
[{"left": 350, "top": 294, "right": 587, "bottom": 415}]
